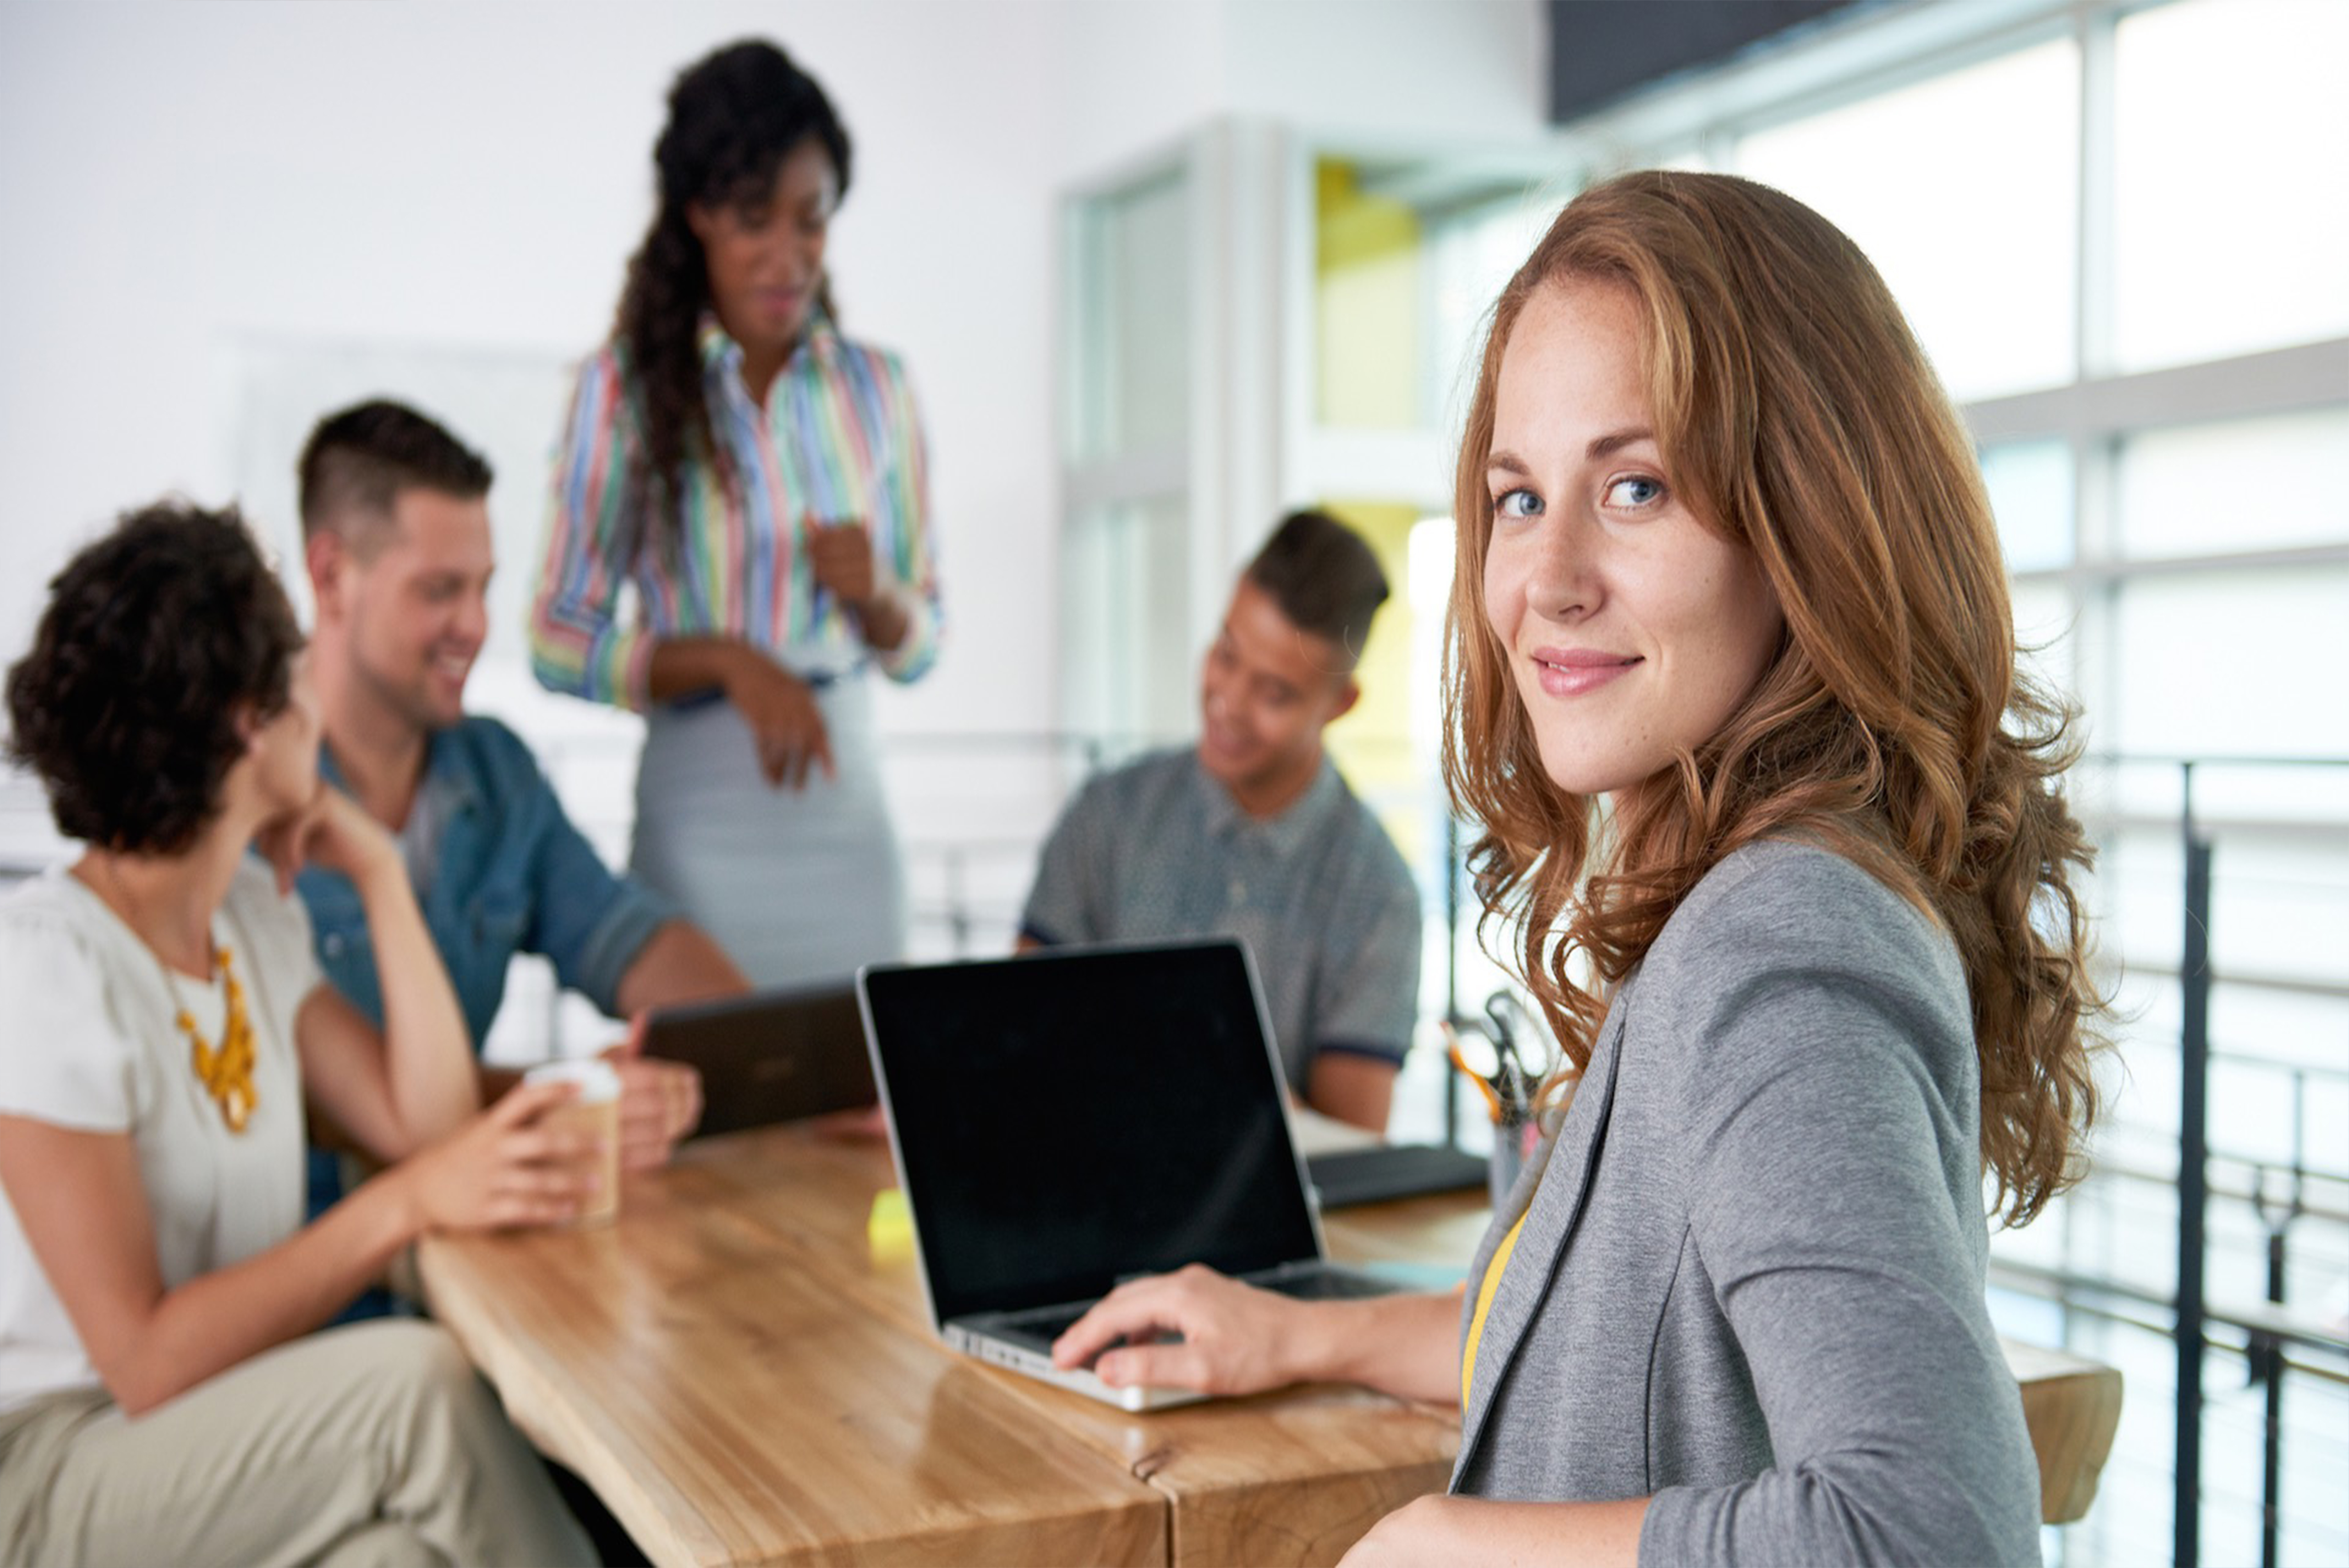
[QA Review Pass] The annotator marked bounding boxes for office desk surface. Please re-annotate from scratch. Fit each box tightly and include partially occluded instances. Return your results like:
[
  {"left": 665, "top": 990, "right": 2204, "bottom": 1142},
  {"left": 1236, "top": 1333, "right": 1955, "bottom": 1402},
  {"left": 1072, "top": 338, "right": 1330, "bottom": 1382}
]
[
  {"left": 417, "top": 1124, "right": 1458, "bottom": 1568},
  {"left": 420, "top": 1124, "right": 2108, "bottom": 1564},
  {"left": 416, "top": 1140, "right": 1167, "bottom": 1567}
]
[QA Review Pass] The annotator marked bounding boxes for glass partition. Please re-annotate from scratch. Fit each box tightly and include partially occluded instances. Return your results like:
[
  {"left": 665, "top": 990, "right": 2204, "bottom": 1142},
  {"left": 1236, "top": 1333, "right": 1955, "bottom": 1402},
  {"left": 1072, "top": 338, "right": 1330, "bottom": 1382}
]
[
  {"left": 1735, "top": 38, "right": 2081, "bottom": 401},
  {"left": 2113, "top": 0, "right": 2349, "bottom": 371}
]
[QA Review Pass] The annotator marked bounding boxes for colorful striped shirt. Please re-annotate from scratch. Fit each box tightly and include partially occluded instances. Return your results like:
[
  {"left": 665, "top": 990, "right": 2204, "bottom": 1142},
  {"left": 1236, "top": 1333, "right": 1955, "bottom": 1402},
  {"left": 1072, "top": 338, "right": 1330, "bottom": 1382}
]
[{"left": 529, "top": 312, "right": 941, "bottom": 709}]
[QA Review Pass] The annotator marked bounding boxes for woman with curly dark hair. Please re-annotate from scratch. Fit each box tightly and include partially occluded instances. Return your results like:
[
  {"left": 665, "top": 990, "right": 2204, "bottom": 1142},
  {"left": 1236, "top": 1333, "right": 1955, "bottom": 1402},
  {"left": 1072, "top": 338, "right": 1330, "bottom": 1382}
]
[
  {"left": 0, "top": 503, "right": 596, "bottom": 1564},
  {"left": 1053, "top": 172, "right": 2104, "bottom": 1567},
  {"left": 529, "top": 38, "right": 941, "bottom": 987}
]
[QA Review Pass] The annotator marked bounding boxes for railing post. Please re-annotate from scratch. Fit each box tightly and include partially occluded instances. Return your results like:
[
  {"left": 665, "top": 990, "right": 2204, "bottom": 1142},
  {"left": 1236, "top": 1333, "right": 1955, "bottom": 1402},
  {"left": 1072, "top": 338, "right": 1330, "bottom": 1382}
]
[
  {"left": 2250, "top": 1073, "right": 2304, "bottom": 1568},
  {"left": 2175, "top": 761, "right": 2211, "bottom": 1568},
  {"left": 2258, "top": 1221, "right": 2285, "bottom": 1568}
]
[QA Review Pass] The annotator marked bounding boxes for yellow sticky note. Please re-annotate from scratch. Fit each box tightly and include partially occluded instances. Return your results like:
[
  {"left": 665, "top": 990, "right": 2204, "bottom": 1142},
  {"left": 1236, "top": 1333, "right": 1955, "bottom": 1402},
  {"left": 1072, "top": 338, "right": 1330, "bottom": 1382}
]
[{"left": 867, "top": 1187, "right": 913, "bottom": 1265}]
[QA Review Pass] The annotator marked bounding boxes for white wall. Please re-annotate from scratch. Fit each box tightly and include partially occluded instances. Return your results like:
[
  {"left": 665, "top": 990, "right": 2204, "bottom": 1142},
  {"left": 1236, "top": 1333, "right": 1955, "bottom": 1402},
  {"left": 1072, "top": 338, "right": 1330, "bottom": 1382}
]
[
  {"left": 1055, "top": 0, "right": 1547, "bottom": 176},
  {"left": 0, "top": 0, "right": 1073, "bottom": 744},
  {"left": 0, "top": 0, "right": 1545, "bottom": 881}
]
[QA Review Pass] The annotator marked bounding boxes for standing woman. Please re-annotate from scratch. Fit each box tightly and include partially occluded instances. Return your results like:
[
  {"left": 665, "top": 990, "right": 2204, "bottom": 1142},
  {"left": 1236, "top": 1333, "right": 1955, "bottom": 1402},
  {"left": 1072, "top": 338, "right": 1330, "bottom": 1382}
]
[
  {"left": 531, "top": 39, "right": 941, "bottom": 987},
  {"left": 1054, "top": 171, "right": 2103, "bottom": 1566},
  {"left": 0, "top": 503, "right": 595, "bottom": 1565}
]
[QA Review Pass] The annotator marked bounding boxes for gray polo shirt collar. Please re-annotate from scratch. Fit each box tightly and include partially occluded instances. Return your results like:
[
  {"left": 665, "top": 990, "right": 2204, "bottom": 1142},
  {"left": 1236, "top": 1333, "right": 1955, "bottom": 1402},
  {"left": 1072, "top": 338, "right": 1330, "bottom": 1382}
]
[{"left": 1193, "top": 751, "right": 1344, "bottom": 859}]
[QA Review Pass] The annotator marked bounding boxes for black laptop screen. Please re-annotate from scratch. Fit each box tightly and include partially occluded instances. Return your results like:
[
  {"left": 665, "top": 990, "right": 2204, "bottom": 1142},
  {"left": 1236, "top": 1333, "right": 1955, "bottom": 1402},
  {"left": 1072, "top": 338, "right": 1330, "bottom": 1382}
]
[{"left": 861, "top": 940, "right": 1323, "bottom": 1324}]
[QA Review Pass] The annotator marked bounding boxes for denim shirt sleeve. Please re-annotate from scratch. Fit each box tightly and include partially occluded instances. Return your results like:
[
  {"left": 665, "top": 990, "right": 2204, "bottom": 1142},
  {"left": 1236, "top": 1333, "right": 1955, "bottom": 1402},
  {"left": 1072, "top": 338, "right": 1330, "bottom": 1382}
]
[
  {"left": 481, "top": 723, "right": 679, "bottom": 1017},
  {"left": 301, "top": 720, "right": 680, "bottom": 1047}
]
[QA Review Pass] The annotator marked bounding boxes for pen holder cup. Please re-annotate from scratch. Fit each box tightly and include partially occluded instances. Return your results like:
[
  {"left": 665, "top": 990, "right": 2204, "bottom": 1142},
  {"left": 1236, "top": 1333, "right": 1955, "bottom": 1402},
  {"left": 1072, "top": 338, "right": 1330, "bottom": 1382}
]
[{"left": 1489, "top": 1112, "right": 1533, "bottom": 1207}]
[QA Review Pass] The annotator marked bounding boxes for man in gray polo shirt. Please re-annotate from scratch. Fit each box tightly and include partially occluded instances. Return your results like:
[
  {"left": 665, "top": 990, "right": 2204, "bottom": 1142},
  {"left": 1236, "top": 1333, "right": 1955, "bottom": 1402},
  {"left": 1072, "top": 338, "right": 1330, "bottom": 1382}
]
[{"left": 1019, "top": 510, "right": 1421, "bottom": 1130}]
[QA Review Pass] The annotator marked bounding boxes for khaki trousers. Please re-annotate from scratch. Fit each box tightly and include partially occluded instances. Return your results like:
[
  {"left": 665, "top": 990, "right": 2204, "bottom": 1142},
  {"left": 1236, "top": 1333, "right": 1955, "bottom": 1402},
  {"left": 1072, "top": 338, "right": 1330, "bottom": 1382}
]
[{"left": 0, "top": 1320, "right": 595, "bottom": 1567}]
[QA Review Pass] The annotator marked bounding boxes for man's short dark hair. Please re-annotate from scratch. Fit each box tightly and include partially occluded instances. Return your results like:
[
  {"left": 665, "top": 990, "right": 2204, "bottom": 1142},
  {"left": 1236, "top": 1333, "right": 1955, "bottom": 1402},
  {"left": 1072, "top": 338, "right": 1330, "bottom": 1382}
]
[
  {"left": 297, "top": 399, "right": 492, "bottom": 547},
  {"left": 1242, "top": 508, "right": 1391, "bottom": 669},
  {"left": 6, "top": 500, "right": 305, "bottom": 854}
]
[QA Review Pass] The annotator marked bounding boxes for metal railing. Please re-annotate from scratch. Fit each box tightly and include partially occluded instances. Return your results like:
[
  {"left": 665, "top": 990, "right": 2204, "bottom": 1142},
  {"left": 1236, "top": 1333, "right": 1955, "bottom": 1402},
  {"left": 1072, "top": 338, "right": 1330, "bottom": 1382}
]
[{"left": 2149, "top": 756, "right": 2349, "bottom": 1568}]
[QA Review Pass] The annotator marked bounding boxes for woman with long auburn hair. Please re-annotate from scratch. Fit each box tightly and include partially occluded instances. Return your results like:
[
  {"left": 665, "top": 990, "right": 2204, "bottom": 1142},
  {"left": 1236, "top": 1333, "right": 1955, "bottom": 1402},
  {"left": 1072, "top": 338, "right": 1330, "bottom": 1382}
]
[{"left": 1055, "top": 170, "right": 2102, "bottom": 1566}]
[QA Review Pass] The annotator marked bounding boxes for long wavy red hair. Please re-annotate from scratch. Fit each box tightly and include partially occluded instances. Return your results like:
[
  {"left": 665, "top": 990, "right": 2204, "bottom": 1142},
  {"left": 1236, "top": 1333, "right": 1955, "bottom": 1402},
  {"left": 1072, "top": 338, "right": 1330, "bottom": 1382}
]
[{"left": 1442, "top": 171, "right": 2102, "bottom": 1225}]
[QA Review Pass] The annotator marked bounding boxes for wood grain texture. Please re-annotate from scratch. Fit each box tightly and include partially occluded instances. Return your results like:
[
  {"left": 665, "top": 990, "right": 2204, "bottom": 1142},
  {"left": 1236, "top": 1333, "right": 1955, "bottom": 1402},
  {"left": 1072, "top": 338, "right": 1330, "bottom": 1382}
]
[
  {"left": 1322, "top": 1190, "right": 1492, "bottom": 1272},
  {"left": 420, "top": 1123, "right": 2121, "bottom": 1565},
  {"left": 419, "top": 1132, "right": 1166, "bottom": 1568},
  {"left": 2000, "top": 1338, "right": 2125, "bottom": 1524},
  {"left": 668, "top": 1130, "right": 1467, "bottom": 1566}
]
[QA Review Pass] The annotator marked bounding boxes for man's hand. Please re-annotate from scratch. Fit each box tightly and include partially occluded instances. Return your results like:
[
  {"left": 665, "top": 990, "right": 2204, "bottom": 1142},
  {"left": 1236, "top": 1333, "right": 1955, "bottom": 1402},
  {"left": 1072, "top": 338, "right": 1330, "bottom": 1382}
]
[
  {"left": 602, "top": 1013, "right": 704, "bottom": 1170},
  {"left": 810, "top": 1104, "right": 889, "bottom": 1142}
]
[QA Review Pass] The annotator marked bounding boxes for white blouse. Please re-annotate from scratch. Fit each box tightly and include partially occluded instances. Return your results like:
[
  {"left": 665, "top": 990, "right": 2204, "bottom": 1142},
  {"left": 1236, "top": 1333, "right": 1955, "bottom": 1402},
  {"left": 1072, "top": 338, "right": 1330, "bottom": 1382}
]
[{"left": 0, "top": 858, "right": 318, "bottom": 1412}]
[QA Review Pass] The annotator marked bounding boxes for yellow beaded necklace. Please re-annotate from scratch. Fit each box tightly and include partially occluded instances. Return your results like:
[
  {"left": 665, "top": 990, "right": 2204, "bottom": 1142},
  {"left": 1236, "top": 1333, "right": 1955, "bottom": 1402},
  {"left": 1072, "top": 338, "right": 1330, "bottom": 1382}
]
[
  {"left": 100, "top": 859, "right": 258, "bottom": 1135},
  {"left": 168, "top": 944, "right": 258, "bottom": 1134}
]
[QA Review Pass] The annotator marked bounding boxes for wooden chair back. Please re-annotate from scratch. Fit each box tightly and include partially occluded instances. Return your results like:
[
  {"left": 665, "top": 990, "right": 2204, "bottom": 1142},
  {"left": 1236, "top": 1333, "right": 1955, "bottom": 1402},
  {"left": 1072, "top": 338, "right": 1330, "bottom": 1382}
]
[{"left": 2001, "top": 1338, "right": 2124, "bottom": 1525}]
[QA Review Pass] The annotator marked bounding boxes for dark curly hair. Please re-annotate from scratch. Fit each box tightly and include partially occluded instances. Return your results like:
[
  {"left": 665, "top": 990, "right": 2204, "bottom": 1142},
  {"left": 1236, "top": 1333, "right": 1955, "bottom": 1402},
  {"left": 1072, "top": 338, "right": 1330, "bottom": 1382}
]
[
  {"left": 6, "top": 500, "right": 305, "bottom": 854},
  {"left": 614, "top": 39, "right": 851, "bottom": 534}
]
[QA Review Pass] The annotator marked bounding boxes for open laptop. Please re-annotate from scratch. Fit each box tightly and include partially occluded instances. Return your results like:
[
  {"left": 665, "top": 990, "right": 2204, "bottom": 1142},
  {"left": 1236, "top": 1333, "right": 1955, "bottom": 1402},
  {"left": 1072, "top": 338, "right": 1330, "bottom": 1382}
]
[
  {"left": 858, "top": 938, "right": 1397, "bottom": 1412},
  {"left": 642, "top": 982, "right": 876, "bottom": 1139}
]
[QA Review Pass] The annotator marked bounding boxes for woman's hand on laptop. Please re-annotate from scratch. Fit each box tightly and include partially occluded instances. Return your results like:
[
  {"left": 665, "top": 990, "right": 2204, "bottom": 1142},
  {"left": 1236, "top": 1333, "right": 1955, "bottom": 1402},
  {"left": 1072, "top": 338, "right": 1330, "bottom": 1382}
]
[
  {"left": 1050, "top": 1264, "right": 1319, "bottom": 1397},
  {"left": 1057, "top": 1269, "right": 1473, "bottom": 1407}
]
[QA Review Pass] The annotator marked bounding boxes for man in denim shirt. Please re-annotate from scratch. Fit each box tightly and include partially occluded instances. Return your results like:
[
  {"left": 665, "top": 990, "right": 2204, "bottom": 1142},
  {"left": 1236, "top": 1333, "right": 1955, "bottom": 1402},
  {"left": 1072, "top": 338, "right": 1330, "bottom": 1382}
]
[{"left": 295, "top": 401, "right": 747, "bottom": 1227}]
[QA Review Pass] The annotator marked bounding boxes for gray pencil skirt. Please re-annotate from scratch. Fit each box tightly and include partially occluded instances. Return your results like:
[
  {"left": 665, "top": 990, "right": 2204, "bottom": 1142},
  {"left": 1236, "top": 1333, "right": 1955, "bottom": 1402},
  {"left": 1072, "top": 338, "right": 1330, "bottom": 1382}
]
[{"left": 630, "top": 677, "right": 907, "bottom": 988}]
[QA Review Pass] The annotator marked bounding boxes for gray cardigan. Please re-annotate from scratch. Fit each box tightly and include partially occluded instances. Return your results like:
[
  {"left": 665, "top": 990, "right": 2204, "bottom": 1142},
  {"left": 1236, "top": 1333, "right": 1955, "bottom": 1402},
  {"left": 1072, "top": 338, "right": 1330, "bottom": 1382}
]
[{"left": 1451, "top": 840, "right": 2042, "bottom": 1566}]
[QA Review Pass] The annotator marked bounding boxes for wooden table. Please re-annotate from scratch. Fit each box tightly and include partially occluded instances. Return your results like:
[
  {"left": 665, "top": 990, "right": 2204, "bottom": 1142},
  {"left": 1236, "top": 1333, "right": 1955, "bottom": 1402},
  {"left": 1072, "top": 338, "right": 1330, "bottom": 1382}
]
[
  {"left": 418, "top": 1124, "right": 1459, "bottom": 1567},
  {"left": 419, "top": 1124, "right": 2114, "bottom": 1563}
]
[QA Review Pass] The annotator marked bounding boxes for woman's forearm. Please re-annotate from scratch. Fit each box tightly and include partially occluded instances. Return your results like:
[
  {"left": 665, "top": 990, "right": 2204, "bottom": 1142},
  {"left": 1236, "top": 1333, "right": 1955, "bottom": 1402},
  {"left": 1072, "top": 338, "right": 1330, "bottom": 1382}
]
[
  {"left": 353, "top": 856, "right": 476, "bottom": 1142},
  {"left": 646, "top": 636, "right": 756, "bottom": 702},
  {"left": 1342, "top": 1495, "right": 1649, "bottom": 1568},
  {"left": 1299, "top": 1289, "right": 1467, "bottom": 1406},
  {"left": 104, "top": 1174, "right": 421, "bottom": 1416}
]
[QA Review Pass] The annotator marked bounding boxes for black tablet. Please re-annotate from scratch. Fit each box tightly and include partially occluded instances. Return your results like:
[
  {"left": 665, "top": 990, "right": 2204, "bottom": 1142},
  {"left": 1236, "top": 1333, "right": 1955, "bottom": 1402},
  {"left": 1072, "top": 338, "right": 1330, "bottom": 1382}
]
[{"left": 643, "top": 982, "right": 877, "bottom": 1138}]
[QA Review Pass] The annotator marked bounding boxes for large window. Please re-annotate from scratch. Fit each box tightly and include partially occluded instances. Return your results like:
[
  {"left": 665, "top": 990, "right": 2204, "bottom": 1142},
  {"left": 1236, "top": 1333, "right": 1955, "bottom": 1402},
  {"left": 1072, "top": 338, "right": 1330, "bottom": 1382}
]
[
  {"left": 1277, "top": 2, "right": 2349, "bottom": 1563},
  {"left": 1060, "top": 43, "right": 2344, "bottom": 1563},
  {"left": 2111, "top": 0, "right": 2349, "bottom": 371},
  {"left": 1548, "top": 4, "right": 2349, "bottom": 1565},
  {"left": 1737, "top": 37, "right": 2082, "bottom": 401},
  {"left": 1062, "top": 161, "right": 1196, "bottom": 759}
]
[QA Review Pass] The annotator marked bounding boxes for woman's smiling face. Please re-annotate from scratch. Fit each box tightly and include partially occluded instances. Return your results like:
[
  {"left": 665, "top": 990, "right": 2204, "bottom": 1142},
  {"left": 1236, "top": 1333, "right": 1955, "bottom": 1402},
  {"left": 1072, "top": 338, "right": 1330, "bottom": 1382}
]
[
  {"left": 690, "top": 137, "right": 838, "bottom": 358},
  {"left": 1481, "top": 277, "right": 1785, "bottom": 806}
]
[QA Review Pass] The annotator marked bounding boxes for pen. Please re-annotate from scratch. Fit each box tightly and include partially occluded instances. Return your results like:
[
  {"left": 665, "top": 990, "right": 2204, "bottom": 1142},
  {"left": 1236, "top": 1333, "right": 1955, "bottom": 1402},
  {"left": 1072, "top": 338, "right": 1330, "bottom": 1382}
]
[{"left": 1441, "top": 1021, "right": 1507, "bottom": 1124}]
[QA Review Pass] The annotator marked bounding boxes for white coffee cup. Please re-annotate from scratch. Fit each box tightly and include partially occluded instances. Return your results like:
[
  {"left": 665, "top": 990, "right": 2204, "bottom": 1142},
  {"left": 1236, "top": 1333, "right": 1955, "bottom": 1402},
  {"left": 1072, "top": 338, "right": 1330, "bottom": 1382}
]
[{"left": 523, "top": 1058, "right": 622, "bottom": 1228}]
